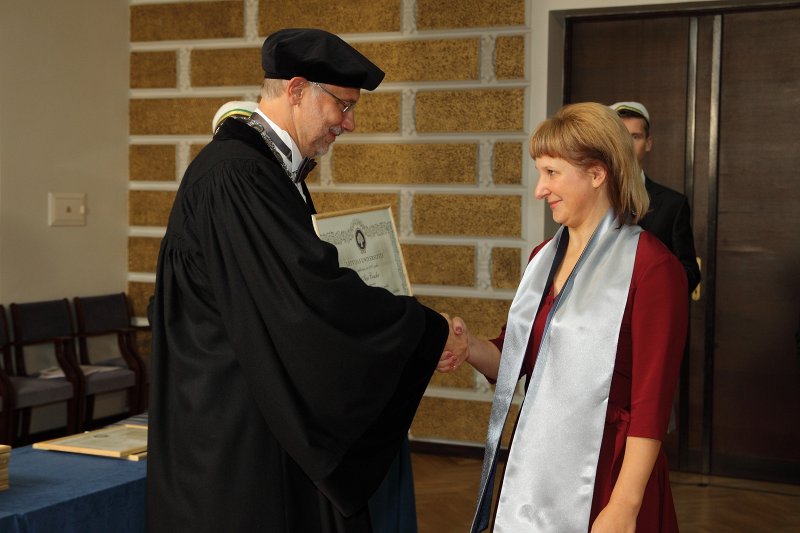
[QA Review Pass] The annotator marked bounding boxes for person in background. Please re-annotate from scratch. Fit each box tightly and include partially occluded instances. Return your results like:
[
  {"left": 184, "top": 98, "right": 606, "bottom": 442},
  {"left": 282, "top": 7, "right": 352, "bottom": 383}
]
[
  {"left": 612, "top": 101, "right": 700, "bottom": 436},
  {"left": 440, "top": 102, "right": 687, "bottom": 532},
  {"left": 610, "top": 101, "right": 700, "bottom": 294},
  {"left": 148, "top": 28, "right": 464, "bottom": 533}
]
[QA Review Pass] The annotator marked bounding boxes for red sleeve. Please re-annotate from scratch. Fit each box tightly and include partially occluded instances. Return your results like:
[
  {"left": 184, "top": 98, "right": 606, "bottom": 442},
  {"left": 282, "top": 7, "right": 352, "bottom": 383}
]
[{"left": 628, "top": 236, "right": 689, "bottom": 439}]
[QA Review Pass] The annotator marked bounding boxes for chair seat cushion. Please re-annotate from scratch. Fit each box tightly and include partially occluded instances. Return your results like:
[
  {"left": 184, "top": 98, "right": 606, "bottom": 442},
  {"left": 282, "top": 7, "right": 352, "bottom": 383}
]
[
  {"left": 84, "top": 367, "right": 136, "bottom": 394},
  {"left": 10, "top": 376, "right": 74, "bottom": 408},
  {"left": 92, "top": 356, "right": 128, "bottom": 368}
]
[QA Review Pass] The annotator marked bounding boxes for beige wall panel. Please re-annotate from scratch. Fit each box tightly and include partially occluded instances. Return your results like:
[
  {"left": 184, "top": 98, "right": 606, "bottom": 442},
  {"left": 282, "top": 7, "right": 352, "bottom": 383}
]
[
  {"left": 129, "top": 191, "right": 176, "bottom": 227},
  {"left": 2, "top": 1, "right": 129, "bottom": 304},
  {"left": 332, "top": 144, "right": 476, "bottom": 185},
  {"left": 134, "top": 328, "right": 153, "bottom": 358},
  {"left": 130, "top": 98, "right": 235, "bottom": 135},
  {"left": 416, "top": 89, "right": 524, "bottom": 133},
  {"left": 429, "top": 364, "right": 477, "bottom": 388},
  {"left": 416, "top": 0, "right": 525, "bottom": 30},
  {"left": 130, "top": 145, "right": 176, "bottom": 182},
  {"left": 414, "top": 194, "right": 521, "bottom": 237},
  {"left": 128, "top": 281, "right": 155, "bottom": 318},
  {"left": 190, "top": 144, "right": 207, "bottom": 160},
  {"left": 415, "top": 295, "right": 511, "bottom": 340},
  {"left": 411, "top": 397, "right": 491, "bottom": 442},
  {"left": 353, "top": 92, "right": 401, "bottom": 133},
  {"left": 402, "top": 244, "right": 474, "bottom": 286},
  {"left": 412, "top": 397, "right": 519, "bottom": 446},
  {"left": 304, "top": 166, "right": 320, "bottom": 184},
  {"left": 131, "top": 1, "right": 244, "bottom": 42},
  {"left": 129, "top": 237, "right": 163, "bottom": 273},
  {"left": 130, "top": 51, "right": 176, "bottom": 89},
  {"left": 492, "top": 247, "right": 521, "bottom": 289},
  {"left": 192, "top": 48, "right": 262, "bottom": 87},
  {"left": 259, "top": 0, "right": 400, "bottom": 35},
  {"left": 493, "top": 142, "right": 523, "bottom": 185},
  {"left": 354, "top": 39, "right": 479, "bottom": 82},
  {"left": 495, "top": 35, "right": 525, "bottom": 80},
  {"left": 311, "top": 192, "right": 399, "bottom": 217}
]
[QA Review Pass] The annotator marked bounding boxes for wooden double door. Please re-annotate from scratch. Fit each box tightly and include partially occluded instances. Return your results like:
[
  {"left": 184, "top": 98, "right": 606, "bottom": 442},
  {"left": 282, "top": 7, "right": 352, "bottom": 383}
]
[{"left": 562, "top": 2, "right": 800, "bottom": 483}]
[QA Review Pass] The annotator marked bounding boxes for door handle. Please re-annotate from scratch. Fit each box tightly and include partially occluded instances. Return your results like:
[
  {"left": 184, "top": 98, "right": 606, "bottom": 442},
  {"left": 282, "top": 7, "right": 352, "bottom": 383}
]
[{"left": 691, "top": 257, "right": 701, "bottom": 301}]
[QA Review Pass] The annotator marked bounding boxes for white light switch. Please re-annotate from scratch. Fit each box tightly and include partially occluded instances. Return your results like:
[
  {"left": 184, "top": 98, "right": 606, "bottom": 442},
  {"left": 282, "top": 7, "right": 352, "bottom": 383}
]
[{"left": 48, "top": 193, "right": 87, "bottom": 226}]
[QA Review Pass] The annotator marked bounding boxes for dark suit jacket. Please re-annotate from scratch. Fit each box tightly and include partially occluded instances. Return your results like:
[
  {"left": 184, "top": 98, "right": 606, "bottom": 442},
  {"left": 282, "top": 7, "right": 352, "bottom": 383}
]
[{"left": 639, "top": 176, "right": 701, "bottom": 293}]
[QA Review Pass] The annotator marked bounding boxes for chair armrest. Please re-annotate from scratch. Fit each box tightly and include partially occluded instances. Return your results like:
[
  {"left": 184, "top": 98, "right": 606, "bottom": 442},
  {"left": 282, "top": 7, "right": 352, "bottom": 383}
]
[
  {"left": 117, "top": 330, "right": 148, "bottom": 379},
  {"left": 53, "top": 336, "right": 85, "bottom": 387}
]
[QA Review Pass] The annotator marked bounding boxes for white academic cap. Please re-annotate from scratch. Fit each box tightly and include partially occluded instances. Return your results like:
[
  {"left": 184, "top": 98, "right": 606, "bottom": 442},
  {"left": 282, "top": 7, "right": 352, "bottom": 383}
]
[
  {"left": 212, "top": 101, "right": 259, "bottom": 133},
  {"left": 609, "top": 101, "right": 650, "bottom": 125}
]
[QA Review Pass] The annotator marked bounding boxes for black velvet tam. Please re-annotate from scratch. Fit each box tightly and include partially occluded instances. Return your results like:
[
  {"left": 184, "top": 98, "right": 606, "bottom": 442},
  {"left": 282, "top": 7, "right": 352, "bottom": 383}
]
[{"left": 262, "top": 28, "right": 385, "bottom": 91}]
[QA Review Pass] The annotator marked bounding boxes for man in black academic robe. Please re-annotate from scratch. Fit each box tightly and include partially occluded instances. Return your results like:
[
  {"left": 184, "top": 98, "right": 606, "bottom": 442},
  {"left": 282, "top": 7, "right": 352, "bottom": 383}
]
[{"left": 147, "top": 29, "right": 458, "bottom": 532}]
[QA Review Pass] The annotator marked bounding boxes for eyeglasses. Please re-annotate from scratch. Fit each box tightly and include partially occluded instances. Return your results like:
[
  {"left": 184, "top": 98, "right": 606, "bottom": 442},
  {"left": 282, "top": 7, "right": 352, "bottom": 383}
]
[{"left": 310, "top": 81, "right": 357, "bottom": 114}]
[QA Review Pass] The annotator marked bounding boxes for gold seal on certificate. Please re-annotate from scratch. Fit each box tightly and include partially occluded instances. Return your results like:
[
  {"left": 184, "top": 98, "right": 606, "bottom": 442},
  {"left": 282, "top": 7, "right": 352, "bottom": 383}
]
[{"left": 312, "top": 204, "right": 412, "bottom": 296}]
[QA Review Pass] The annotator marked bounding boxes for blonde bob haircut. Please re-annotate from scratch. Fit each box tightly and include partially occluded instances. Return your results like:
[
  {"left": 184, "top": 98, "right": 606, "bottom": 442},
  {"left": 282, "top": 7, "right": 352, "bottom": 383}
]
[{"left": 529, "top": 102, "right": 649, "bottom": 225}]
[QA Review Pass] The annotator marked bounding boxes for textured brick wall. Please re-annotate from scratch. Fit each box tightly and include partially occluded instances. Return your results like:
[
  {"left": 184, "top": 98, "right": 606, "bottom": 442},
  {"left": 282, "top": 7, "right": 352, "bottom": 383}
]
[{"left": 129, "top": 0, "right": 529, "bottom": 446}]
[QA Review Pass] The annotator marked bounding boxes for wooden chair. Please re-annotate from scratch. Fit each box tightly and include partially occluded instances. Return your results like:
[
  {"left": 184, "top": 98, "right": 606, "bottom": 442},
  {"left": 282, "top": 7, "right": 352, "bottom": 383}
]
[
  {"left": 0, "top": 303, "right": 78, "bottom": 445},
  {"left": 10, "top": 298, "right": 138, "bottom": 432},
  {"left": 0, "top": 312, "right": 14, "bottom": 444},
  {"left": 73, "top": 293, "right": 148, "bottom": 413}
]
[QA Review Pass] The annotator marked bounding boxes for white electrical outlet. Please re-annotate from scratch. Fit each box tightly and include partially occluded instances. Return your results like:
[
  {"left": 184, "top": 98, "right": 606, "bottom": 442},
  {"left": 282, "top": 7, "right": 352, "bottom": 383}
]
[{"left": 48, "top": 192, "right": 87, "bottom": 226}]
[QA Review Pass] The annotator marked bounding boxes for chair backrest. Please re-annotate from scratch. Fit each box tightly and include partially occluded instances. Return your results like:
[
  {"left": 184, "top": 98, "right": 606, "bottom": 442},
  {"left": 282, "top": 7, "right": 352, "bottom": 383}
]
[
  {"left": 0, "top": 307, "right": 14, "bottom": 436},
  {"left": 0, "top": 305, "right": 14, "bottom": 392},
  {"left": 0, "top": 306, "right": 12, "bottom": 372},
  {"left": 74, "top": 293, "right": 132, "bottom": 335},
  {"left": 10, "top": 299, "right": 75, "bottom": 376},
  {"left": 74, "top": 293, "right": 135, "bottom": 365}
]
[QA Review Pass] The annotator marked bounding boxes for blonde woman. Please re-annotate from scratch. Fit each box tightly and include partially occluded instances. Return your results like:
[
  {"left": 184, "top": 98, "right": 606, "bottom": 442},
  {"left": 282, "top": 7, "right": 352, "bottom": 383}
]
[{"left": 440, "top": 103, "right": 686, "bottom": 532}]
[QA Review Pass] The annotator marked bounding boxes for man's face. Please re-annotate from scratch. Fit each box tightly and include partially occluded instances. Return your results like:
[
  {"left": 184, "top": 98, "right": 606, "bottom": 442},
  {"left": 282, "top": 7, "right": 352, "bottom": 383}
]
[
  {"left": 295, "top": 83, "right": 360, "bottom": 158},
  {"left": 621, "top": 116, "right": 653, "bottom": 165}
]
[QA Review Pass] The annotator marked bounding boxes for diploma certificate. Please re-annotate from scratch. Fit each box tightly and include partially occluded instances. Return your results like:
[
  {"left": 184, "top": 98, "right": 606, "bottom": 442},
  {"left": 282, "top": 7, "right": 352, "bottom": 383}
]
[
  {"left": 33, "top": 425, "right": 148, "bottom": 458},
  {"left": 313, "top": 204, "right": 412, "bottom": 296}
]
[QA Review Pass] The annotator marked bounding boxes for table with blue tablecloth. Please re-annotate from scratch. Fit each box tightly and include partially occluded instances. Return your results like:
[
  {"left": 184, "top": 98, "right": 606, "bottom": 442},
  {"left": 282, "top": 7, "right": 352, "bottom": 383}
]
[
  {"left": 0, "top": 445, "right": 146, "bottom": 533},
  {"left": 0, "top": 434, "right": 416, "bottom": 532}
]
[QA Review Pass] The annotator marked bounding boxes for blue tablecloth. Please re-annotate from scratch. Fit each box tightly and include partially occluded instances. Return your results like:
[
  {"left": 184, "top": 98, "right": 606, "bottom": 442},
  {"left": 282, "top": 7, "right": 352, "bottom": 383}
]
[
  {"left": 0, "top": 445, "right": 146, "bottom": 533},
  {"left": 0, "top": 434, "right": 413, "bottom": 532}
]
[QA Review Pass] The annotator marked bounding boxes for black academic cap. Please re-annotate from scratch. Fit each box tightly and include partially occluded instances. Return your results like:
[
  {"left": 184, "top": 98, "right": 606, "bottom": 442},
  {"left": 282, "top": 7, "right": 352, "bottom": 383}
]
[{"left": 262, "top": 28, "right": 385, "bottom": 91}]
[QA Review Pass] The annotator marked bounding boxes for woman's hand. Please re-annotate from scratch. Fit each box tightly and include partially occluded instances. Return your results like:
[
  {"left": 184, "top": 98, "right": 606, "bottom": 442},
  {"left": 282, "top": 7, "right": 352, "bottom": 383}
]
[
  {"left": 437, "top": 315, "right": 470, "bottom": 373},
  {"left": 591, "top": 436, "right": 661, "bottom": 533},
  {"left": 590, "top": 500, "right": 637, "bottom": 533}
]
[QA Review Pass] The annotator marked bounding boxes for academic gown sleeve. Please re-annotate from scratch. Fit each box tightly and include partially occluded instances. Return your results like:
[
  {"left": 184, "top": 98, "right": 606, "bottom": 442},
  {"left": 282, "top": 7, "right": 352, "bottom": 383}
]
[{"left": 153, "top": 131, "right": 447, "bottom": 518}]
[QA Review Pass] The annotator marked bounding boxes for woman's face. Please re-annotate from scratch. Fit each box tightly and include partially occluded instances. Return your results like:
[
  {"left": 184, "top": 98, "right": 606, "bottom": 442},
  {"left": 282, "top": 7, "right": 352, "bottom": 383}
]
[{"left": 534, "top": 155, "right": 602, "bottom": 229}]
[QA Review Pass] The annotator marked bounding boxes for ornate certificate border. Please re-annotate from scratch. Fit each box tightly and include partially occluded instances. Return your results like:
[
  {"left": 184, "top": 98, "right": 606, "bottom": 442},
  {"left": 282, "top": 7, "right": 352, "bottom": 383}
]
[{"left": 312, "top": 204, "right": 412, "bottom": 296}]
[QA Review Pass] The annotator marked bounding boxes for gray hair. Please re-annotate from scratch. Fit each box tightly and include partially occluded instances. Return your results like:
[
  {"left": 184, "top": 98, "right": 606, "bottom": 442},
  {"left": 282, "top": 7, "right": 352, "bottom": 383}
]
[{"left": 260, "top": 78, "right": 289, "bottom": 100}]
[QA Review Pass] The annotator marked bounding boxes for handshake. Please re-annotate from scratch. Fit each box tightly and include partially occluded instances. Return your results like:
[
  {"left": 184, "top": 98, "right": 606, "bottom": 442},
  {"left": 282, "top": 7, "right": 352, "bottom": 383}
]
[{"left": 438, "top": 313, "right": 470, "bottom": 373}]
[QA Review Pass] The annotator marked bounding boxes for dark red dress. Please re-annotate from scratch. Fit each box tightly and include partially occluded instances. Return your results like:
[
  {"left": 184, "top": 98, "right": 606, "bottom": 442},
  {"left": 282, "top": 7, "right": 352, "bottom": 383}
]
[{"left": 491, "top": 231, "right": 687, "bottom": 531}]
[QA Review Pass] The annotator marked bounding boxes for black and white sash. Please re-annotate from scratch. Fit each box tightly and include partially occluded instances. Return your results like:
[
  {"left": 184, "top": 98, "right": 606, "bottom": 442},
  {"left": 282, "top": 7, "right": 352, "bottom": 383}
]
[
  {"left": 471, "top": 210, "right": 641, "bottom": 532},
  {"left": 237, "top": 113, "right": 317, "bottom": 184}
]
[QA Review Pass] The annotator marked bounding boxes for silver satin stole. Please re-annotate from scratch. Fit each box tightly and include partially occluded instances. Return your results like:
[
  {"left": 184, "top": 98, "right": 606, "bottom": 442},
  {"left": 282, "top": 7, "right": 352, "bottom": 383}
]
[{"left": 471, "top": 210, "right": 641, "bottom": 532}]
